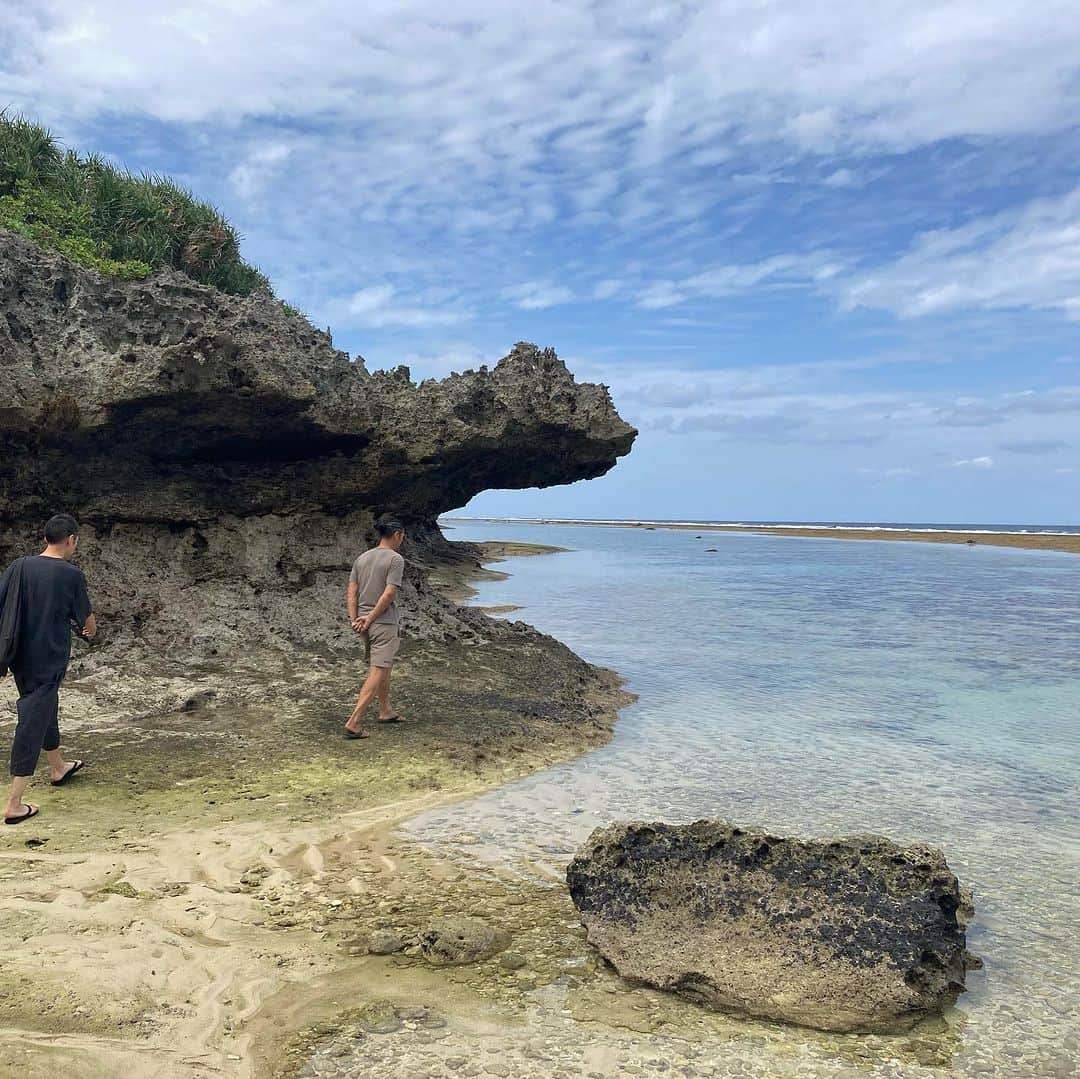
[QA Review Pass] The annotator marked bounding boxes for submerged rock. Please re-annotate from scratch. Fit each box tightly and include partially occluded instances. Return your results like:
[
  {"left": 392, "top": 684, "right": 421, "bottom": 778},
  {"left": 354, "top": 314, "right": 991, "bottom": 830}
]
[
  {"left": 419, "top": 916, "right": 510, "bottom": 966},
  {"left": 354, "top": 1000, "right": 404, "bottom": 1034},
  {"left": 498, "top": 951, "right": 528, "bottom": 971},
  {"left": 566, "top": 820, "right": 973, "bottom": 1033}
]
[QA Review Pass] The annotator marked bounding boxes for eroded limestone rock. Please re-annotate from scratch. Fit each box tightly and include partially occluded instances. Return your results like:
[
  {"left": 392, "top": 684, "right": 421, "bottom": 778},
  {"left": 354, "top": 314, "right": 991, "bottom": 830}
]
[
  {"left": 566, "top": 820, "right": 973, "bottom": 1033},
  {"left": 0, "top": 231, "right": 635, "bottom": 670}
]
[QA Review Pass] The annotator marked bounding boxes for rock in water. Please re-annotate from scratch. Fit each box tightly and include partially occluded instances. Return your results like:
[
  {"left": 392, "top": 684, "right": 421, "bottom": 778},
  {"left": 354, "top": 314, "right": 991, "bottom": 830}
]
[
  {"left": 566, "top": 821, "right": 973, "bottom": 1032},
  {"left": 419, "top": 917, "right": 510, "bottom": 966}
]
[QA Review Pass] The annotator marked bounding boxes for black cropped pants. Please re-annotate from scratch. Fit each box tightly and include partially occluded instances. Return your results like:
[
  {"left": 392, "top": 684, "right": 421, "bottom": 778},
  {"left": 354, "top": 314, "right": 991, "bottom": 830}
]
[{"left": 8, "top": 667, "right": 63, "bottom": 777}]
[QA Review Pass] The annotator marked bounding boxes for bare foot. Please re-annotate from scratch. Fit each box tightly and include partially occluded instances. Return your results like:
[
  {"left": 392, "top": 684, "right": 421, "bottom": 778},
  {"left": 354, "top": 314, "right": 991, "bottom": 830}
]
[{"left": 344, "top": 721, "right": 370, "bottom": 740}]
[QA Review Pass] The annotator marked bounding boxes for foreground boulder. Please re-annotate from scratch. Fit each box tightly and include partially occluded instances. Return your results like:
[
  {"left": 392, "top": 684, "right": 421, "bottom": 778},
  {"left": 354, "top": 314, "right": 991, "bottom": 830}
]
[{"left": 566, "top": 821, "right": 972, "bottom": 1032}]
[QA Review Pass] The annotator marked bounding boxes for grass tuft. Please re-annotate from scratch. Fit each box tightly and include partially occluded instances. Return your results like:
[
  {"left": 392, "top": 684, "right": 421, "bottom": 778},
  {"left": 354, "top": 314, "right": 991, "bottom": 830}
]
[{"left": 0, "top": 110, "right": 275, "bottom": 297}]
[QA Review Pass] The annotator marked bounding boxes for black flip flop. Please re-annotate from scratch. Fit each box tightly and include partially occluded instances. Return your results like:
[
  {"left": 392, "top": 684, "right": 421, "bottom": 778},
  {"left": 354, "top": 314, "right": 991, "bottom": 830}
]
[
  {"left": 377, "top": 713, "right": 404, "bottom": 724},
  {"left": 4, "top": 804, "right": 39, "bottom": 825},
  {"left": 345, "top": 727, "right": 370, "bottom": 740},
  {"left": 51, "top": 760, "right": 85, "bottom": 787}
]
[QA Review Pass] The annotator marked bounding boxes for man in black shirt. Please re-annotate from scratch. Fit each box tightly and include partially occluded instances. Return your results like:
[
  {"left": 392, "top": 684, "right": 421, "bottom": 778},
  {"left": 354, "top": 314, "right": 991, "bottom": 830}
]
[{"left": 1, "top": 514, "right": 96, "bottom": 825}]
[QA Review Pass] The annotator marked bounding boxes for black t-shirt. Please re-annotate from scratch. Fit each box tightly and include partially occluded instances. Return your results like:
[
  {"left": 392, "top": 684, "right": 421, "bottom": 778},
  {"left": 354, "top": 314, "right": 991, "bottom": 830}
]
[{"left": 0, "top": 555, "right": 93, "bottom": 679}]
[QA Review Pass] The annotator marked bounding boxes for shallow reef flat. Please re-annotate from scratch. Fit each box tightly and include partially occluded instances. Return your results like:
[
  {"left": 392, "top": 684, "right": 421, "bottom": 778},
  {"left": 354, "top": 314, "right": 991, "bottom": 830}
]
[{"left": 454, "top": 518, "right": 1080, "bottom": 554}]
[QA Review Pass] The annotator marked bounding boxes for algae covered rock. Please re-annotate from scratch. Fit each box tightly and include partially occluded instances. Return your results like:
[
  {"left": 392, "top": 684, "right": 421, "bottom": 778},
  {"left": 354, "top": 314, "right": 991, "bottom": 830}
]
[
  {"left": 419, "top": 916, "right": 510, "bottom": 966},
  {"left": 566, "top": 820, "right": 973, "bottom": 1033}
]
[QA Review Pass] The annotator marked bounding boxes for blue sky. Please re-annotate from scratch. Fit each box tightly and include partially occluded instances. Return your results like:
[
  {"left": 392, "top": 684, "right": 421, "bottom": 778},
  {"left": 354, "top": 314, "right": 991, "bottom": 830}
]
[{"left": 5, "top": 1, "right": 1080, "bottom": 524}]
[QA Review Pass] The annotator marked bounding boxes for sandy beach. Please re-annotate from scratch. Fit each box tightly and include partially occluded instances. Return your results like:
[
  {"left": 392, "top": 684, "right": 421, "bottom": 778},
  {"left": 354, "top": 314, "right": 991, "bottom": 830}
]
[
  {"left": 0, "top": 544, "right": 630, "bottom": 1078},
  {"left": 447, "top": 519, "right": 1080, "bottom": 555}
]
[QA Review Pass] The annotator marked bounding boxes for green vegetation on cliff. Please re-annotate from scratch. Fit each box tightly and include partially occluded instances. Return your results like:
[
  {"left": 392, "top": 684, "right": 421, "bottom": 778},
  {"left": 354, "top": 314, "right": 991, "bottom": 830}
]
[{"left": 0, "top": 112, "right": 270, "bottom": 295}]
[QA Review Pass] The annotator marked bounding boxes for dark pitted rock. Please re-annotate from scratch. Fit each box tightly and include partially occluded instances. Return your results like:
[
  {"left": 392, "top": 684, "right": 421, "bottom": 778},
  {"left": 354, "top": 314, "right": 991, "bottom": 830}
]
[
  {"left": 566, "top": 820, "right": 973, "bottom": 1033},
  {"left": 419, "top": 916, "right": 510, "bottom": 966},
  {"left": 0, "top": 230, "right": 635, "bottom": 661}
]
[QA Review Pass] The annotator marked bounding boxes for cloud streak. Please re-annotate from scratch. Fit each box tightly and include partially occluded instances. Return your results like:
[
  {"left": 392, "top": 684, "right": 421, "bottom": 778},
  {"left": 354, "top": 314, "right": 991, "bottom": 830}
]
[{"left": 842, "top": 187, "right": 1080, "bottom": 319}]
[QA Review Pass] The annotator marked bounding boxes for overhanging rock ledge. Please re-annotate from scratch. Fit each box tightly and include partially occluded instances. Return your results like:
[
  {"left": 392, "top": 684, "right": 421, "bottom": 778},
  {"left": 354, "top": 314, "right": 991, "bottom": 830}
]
[{"left": 0, "top": 229, "right": 636, "bottom": 662}]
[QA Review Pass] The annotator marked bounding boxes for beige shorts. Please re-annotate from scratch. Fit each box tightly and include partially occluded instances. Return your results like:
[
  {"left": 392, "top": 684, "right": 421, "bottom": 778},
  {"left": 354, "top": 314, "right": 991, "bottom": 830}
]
[{"left": 364, "top": 621, "right": 401, "bottom": 668}]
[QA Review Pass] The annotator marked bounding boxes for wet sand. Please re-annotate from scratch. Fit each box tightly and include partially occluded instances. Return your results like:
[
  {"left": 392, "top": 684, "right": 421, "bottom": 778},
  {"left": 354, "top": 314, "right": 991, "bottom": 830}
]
[{"left": 449, "top": 518, "right": 1080, "bottom": 554}]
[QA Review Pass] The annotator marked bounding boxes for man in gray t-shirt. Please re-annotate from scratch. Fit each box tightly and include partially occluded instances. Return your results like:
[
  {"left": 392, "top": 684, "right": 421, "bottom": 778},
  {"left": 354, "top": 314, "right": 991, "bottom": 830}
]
[{"left": 344, "top": 518, "right": 407, "bottom": 739}]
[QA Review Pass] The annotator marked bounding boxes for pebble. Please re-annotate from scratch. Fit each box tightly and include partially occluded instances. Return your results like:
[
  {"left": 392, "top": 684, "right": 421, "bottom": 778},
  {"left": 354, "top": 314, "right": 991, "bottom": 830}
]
[{"left": 499, "top": 951, "right": 528, "bottom": 971}]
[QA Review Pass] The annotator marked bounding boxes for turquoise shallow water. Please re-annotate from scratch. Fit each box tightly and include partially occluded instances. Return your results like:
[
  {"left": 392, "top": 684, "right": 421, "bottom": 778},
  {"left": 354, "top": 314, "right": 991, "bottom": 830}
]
[{"left": 407, "top": 522, "right": 1080, "bottom": 1077}]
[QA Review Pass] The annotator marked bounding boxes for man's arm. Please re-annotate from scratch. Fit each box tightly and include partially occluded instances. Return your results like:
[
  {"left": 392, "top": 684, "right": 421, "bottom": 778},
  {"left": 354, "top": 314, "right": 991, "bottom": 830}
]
[
  {"left": 72, "top": 571, "right": 95, "bottom": 639},
  {"left": 357, "top": 584, "right": 398, "bottom": 631},
  {"left": 346, "top": 581, "right": 363, "bottom": 631}
]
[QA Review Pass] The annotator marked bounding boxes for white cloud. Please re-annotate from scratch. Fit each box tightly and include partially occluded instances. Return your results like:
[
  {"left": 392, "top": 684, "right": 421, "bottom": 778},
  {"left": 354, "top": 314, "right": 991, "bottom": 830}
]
[
  {"left": 228, "top": 142, "right": 291, "bottom": 198},
  {"left": 637, "top": 281, "right": 686, "bottom": 310},
  {"left": 627, "top": 253, "right": 843, "bottom": 311},
  {"left": 632, "top": 380, "right": 713, "bottom": 408},
  {"left": 12, "top": 1, "right": 1079, "bottom": 147},
  {"left": 998, "top": 439, "right": 1069, "bottom": 455},
  {"left": 500, "top": 282, "right": 575, "bottom": 310},
  {"left": 824, "top": 168, "right": 856, "bottom": 188},
  {"left": 5, "top": 0, "right": 1080, "bottom": 250},
  {"left": 951, "top": 456, "right": 995, "bottom": 469},
  {"left": 592, "top": 278, "right": 624, "bottom": 301},
  {"left": 842, "top": 187, "right": 1080, "bottom": 318},
  {"left": 932, "top": 387, "right": 1080, "bottom": 427},
  {"left": 340, "top": 284, "right": 468, "bottom": 329},
  {"left": 392, "top": 345, "right": 494, "bottom": 380}
]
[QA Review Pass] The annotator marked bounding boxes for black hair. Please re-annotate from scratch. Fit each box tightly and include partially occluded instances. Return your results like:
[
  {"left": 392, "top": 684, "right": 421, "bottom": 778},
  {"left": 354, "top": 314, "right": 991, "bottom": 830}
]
[
  {"left": 44, "top": 513, "right": 79, "bottom": 544},
  {"left": 375, "top": 517, "right": 405, "bottom": 539}
]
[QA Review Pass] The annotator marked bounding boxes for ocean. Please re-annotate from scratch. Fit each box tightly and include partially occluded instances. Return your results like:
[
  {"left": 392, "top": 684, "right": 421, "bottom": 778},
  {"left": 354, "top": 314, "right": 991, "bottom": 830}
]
[{"left": 407, "top": 519, "right": 1080, "bottom": 1077}]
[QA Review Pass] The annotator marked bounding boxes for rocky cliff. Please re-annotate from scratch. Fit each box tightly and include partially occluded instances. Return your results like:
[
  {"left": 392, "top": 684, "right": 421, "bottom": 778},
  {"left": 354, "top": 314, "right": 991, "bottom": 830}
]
[{"left": 0, "top": 230, "right": 635, "bottom": 671}]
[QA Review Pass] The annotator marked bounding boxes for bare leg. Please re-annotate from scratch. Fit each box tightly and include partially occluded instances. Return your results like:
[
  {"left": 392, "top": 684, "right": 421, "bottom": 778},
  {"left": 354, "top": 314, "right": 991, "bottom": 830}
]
[
  {"left": 4, "top": 775, "right": 33, "bottom": 819},
  {"left": 377, "top": 670, "right": 399, "bottom": 720},
  {"left": 345, "top": 667, "right": 389, "bottom": 734}
]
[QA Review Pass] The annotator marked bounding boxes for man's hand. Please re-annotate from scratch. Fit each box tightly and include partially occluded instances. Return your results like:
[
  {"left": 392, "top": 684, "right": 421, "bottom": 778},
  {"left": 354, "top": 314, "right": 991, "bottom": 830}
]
[
  {"left": 351, "top": 615, "right": 369, "bottom": 634},
  {"left": 81, "top": 614, "right": 97, "bottom": 640}
]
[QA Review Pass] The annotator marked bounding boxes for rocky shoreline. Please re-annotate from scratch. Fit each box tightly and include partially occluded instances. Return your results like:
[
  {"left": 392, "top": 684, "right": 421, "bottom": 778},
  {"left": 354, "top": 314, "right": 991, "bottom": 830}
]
[{"left": 0, "top": 230, "right": 640, "bottom": 1077}]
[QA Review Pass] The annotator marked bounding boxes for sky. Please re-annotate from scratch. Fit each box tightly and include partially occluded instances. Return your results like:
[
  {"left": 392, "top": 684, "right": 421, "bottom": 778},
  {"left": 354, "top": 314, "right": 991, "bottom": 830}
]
[{"left": 4, "top": 1, "right": 1080, "bottom": 525}]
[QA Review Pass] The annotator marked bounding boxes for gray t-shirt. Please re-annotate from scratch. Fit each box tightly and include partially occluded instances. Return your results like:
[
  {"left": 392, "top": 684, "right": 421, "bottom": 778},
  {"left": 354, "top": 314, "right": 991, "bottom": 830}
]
[{"left": 349, "top": 547, "right": 405, "bottom": 625}]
